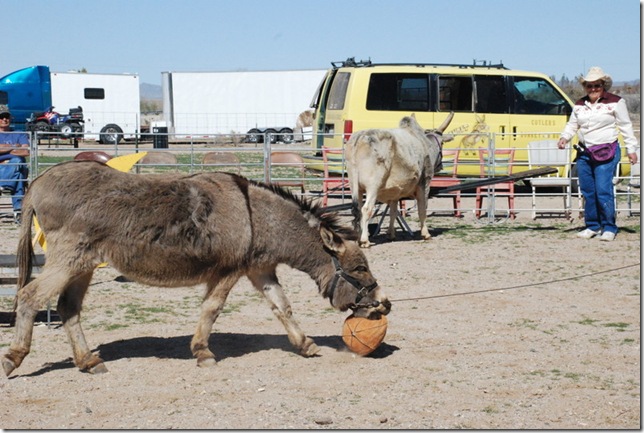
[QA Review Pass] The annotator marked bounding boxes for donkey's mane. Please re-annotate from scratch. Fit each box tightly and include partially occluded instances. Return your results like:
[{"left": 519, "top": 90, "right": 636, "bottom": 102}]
[{"left": 233, "top": 174, "right": 359, "bottom": 242}]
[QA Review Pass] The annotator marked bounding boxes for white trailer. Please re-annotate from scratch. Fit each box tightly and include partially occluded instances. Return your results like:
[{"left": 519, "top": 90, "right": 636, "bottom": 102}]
[
  {"left": 0, "top": 66, "right": 141, "bottom": 144},
  {"left": 50, "top": 71, "right": 141, "bottom": 144},
  {"left": 161, "top": 69, "right": 326, "bottom": 140}
]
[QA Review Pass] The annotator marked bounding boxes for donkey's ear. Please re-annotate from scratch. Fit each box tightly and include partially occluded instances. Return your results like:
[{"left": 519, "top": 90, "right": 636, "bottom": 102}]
[{"left": 320, "top": 226, "right": 346, "bottom": 255}]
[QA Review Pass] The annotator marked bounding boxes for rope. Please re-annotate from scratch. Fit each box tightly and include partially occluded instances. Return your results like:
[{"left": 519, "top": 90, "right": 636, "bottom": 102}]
[{"left": 390, "top": 263, "right": 640, "bottom": 303}]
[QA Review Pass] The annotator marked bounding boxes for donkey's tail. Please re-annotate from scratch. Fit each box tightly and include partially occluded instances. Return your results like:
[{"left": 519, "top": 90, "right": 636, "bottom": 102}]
[{"left": 16, "top": 198, "right": 35, "bottom": 292}]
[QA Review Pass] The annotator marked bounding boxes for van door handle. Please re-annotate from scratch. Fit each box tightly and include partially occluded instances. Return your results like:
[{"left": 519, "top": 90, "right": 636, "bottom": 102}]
[
  {"left": 500, "top": 125, "right": 505, "bottom": 134},
  {"left": 513, "top": 126, "right": 517, "bottom": 140}
]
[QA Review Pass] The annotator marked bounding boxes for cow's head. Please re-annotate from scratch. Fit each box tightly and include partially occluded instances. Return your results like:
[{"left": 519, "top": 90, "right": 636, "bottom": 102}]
[
  {"left": 425, "top": 111, "right": 455, "bottom": 139},
  {"left": 424, "top": 112, "right": 455, "bottom": 172}
]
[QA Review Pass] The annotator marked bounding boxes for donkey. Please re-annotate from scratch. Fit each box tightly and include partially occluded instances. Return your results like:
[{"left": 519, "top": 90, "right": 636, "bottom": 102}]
[{"left": 2, "top": 161, "right": 390, "bottom": 376}]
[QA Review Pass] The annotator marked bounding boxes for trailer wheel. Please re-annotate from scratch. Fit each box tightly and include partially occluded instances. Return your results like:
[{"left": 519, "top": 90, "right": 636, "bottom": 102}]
[
  {"left": 264, "top": 128, "right": 277, "bottom": 144},
  {"left": 246, "top": 128, "right": 261, "bottom": 143},
  {"left": 100, "top": 124, "right": 123, "bottom": 145},
  {"left": 279, "top": 128, "right": 294, "bottom": 144}
]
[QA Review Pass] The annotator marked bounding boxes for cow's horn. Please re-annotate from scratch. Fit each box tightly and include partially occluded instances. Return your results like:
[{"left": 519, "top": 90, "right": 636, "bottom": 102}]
[{"left": 437, "top": 112, "right": 455, "bottom": 133}]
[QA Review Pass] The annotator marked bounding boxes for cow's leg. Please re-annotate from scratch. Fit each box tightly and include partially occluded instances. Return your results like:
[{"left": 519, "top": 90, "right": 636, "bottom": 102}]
[
  {"left": 2, "top": 267, "right": 87, "bottom": 376},
  {"left": 249, "top": 270, "right": 320, "bottom": 357},
  {"left": 191, "top": 272, "right": 241, "bottom": 367},
  {"left": 416, "top": 186, "right": 431, "bottom": 240},
  {"left": 387, "top": 200, "right": 398, "bottom": 241},
  {"left": 56, "top": 271, "right": 105, "bottom": 373},
  {"left": 359, "top": 191, "right": 378, "bottom": 248}
]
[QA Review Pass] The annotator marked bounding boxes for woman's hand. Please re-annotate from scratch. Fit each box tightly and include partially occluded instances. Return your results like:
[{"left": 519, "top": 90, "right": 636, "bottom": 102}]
[
  {"left": 557, "top": 138, "right": 568, "bottom": 149},
  {"left": 627, "top": 152, "right": 638, "bottom": 165}
]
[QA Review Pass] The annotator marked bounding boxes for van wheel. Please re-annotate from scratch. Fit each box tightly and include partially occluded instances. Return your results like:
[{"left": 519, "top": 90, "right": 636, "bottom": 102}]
[{"left": 100, "top": 124, "right": 123, "bottom": 145}]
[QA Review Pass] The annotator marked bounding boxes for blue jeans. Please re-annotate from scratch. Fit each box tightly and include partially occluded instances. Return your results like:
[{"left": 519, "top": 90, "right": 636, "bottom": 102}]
[
  {"left": 576, "top": 146, "right": 621, "bottom": 234},
  {"left": 0, "top": 155, "right": 28, "bottom": 212}
]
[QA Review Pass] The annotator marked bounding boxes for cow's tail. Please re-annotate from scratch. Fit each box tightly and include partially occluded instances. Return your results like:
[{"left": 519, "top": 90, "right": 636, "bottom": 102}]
[
  {"left": 351, "top": 198, "right": 361, "bottom": 232},
  {"left": 16, "top": 197, "right": 36, "bottom": 297}
]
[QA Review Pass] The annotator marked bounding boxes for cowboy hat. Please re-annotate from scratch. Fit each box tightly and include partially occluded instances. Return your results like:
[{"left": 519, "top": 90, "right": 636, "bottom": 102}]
[{"left": 579, "top": 66, "right": 612, "bottom": 91}]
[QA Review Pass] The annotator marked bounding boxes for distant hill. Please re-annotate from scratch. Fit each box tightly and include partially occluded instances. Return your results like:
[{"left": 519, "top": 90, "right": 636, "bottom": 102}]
[{"left": 140, "top": 82, "right": 162, "bottom": 100}]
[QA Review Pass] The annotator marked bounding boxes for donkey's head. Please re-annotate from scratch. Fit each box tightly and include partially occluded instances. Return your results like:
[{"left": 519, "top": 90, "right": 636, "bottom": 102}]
[{"left": 320, "top": 226, "right": 391, "bottom": 319}]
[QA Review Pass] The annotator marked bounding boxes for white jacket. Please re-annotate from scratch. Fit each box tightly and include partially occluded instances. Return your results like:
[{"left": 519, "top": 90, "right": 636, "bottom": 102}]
[{"left": 560, "top": 92, "right": 639, "bottom": 155}]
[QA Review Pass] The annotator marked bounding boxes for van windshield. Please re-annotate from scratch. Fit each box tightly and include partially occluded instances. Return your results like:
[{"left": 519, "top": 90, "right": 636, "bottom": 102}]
[
  {"left": 513, "top": 77, "right": 569, "bottom": 115},
  {"left": 366, "top": 73, "right": 430, "bottom": 111}
]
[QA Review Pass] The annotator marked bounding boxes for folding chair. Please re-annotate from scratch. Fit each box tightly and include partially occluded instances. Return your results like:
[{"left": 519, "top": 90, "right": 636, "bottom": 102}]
[
  {"left": 526, "top": 140, "right": 575, "bottom": 220},
  {"left": 475, "top": 148, "right": 516, "bottom": 219}
]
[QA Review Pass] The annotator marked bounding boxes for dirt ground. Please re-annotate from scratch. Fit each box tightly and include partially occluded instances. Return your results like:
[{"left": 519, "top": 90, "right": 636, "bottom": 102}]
[{"left": 0, "top": 199, "right": 640, "bottom": 429}]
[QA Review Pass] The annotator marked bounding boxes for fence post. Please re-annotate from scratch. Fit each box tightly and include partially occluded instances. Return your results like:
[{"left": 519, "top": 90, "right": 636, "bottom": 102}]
[
  {"left": 486, "top": 133, "right": 497, "bottom": 223},
  {"left": 263, "top": 140, "right": 271, "bottom": 183}
]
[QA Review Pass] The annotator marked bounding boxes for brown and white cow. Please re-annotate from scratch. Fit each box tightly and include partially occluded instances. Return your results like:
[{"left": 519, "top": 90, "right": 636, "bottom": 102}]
[{"left": 346, "top": 113, "right": 454, "bottom": 247}]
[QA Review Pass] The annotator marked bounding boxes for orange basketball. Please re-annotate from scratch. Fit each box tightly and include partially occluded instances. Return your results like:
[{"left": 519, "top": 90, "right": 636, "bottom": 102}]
[{"left": 342, "top": 314, "right": 388, "bottom": 356}]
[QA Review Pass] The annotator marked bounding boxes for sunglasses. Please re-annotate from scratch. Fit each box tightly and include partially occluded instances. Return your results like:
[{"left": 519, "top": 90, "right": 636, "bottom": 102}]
[
  {"left": 0, "top": 114, "right": 10, "bottom": 120},
  {"left": 585, "top": 83, "right": 603, "bottom": 90}
]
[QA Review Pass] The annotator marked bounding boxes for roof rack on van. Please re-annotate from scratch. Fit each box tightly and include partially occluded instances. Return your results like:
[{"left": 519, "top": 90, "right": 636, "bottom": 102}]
[
  {"left": 331, "top": 57, "right": 507, "bottom": 70},
  {"left": 331, "top": 57, "right": 372, "bottom": 68}
]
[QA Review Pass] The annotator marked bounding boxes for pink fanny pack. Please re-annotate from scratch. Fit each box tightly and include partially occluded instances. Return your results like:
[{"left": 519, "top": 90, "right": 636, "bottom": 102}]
[{"left": 585, "top": 141, "right": 618, "bottom": 163}]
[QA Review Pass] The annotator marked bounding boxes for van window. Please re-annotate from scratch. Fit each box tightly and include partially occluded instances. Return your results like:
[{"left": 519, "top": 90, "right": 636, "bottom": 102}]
[
  {"left": 366, "top": 73, "right": 429, "bottom": 111},
  {"left": 512, "top": 77, "right": 568, "bottom": 115},
  {"left": 438, "top": 76, "right": 473, "bottom": 112},
  {"left": 0, "top": 91, "right": 7, "bottom": 105},
  {"left": 474, "top": 75, "right": 507, "bottom": 113},
  {"left": 84, "top": 88, "right": 105, "bottom": 100},
  {"left": 327, "top": 72, "right": 350, "bottom": 110}
]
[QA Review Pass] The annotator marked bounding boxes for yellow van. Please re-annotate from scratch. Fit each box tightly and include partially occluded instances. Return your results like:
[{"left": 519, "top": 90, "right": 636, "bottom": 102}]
[{"left": 308, "top": 59, "right": 629, "bottom": 177}]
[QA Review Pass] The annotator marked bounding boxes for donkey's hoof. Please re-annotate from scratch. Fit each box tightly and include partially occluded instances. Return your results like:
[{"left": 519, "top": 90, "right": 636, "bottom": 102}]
[
  {"left": 359, "top": 241, "right": 372, "bottom": 249},
  {"left": 88, "top": 363, "right": 108, "bottom": 374},
  {"left": 301, "top": 339, "right": 321, "bottom": 357},
  {"left": 2, "top": 357, "right": 16, "bottom": 377},
  {"left": 197, "top": 357, "right": 217, "bottom": 368},
  {"left": 80, "top": 354, "right": 107, "bottom": 374}
]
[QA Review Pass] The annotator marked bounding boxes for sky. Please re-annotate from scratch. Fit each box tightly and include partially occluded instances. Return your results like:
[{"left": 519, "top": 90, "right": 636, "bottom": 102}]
[{"left": 6, "top": 0, "right": 642, "bottom": 85}]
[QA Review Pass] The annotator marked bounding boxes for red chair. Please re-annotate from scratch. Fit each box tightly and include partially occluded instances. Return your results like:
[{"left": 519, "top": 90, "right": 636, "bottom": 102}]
[{"left": 429, "top": 148, "right": 462, "bottom": 217}]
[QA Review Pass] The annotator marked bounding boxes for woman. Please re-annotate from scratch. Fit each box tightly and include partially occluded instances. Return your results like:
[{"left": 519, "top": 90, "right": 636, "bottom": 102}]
[{"left": 558, "top": 67, "right": 639, "bottom": 241}]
